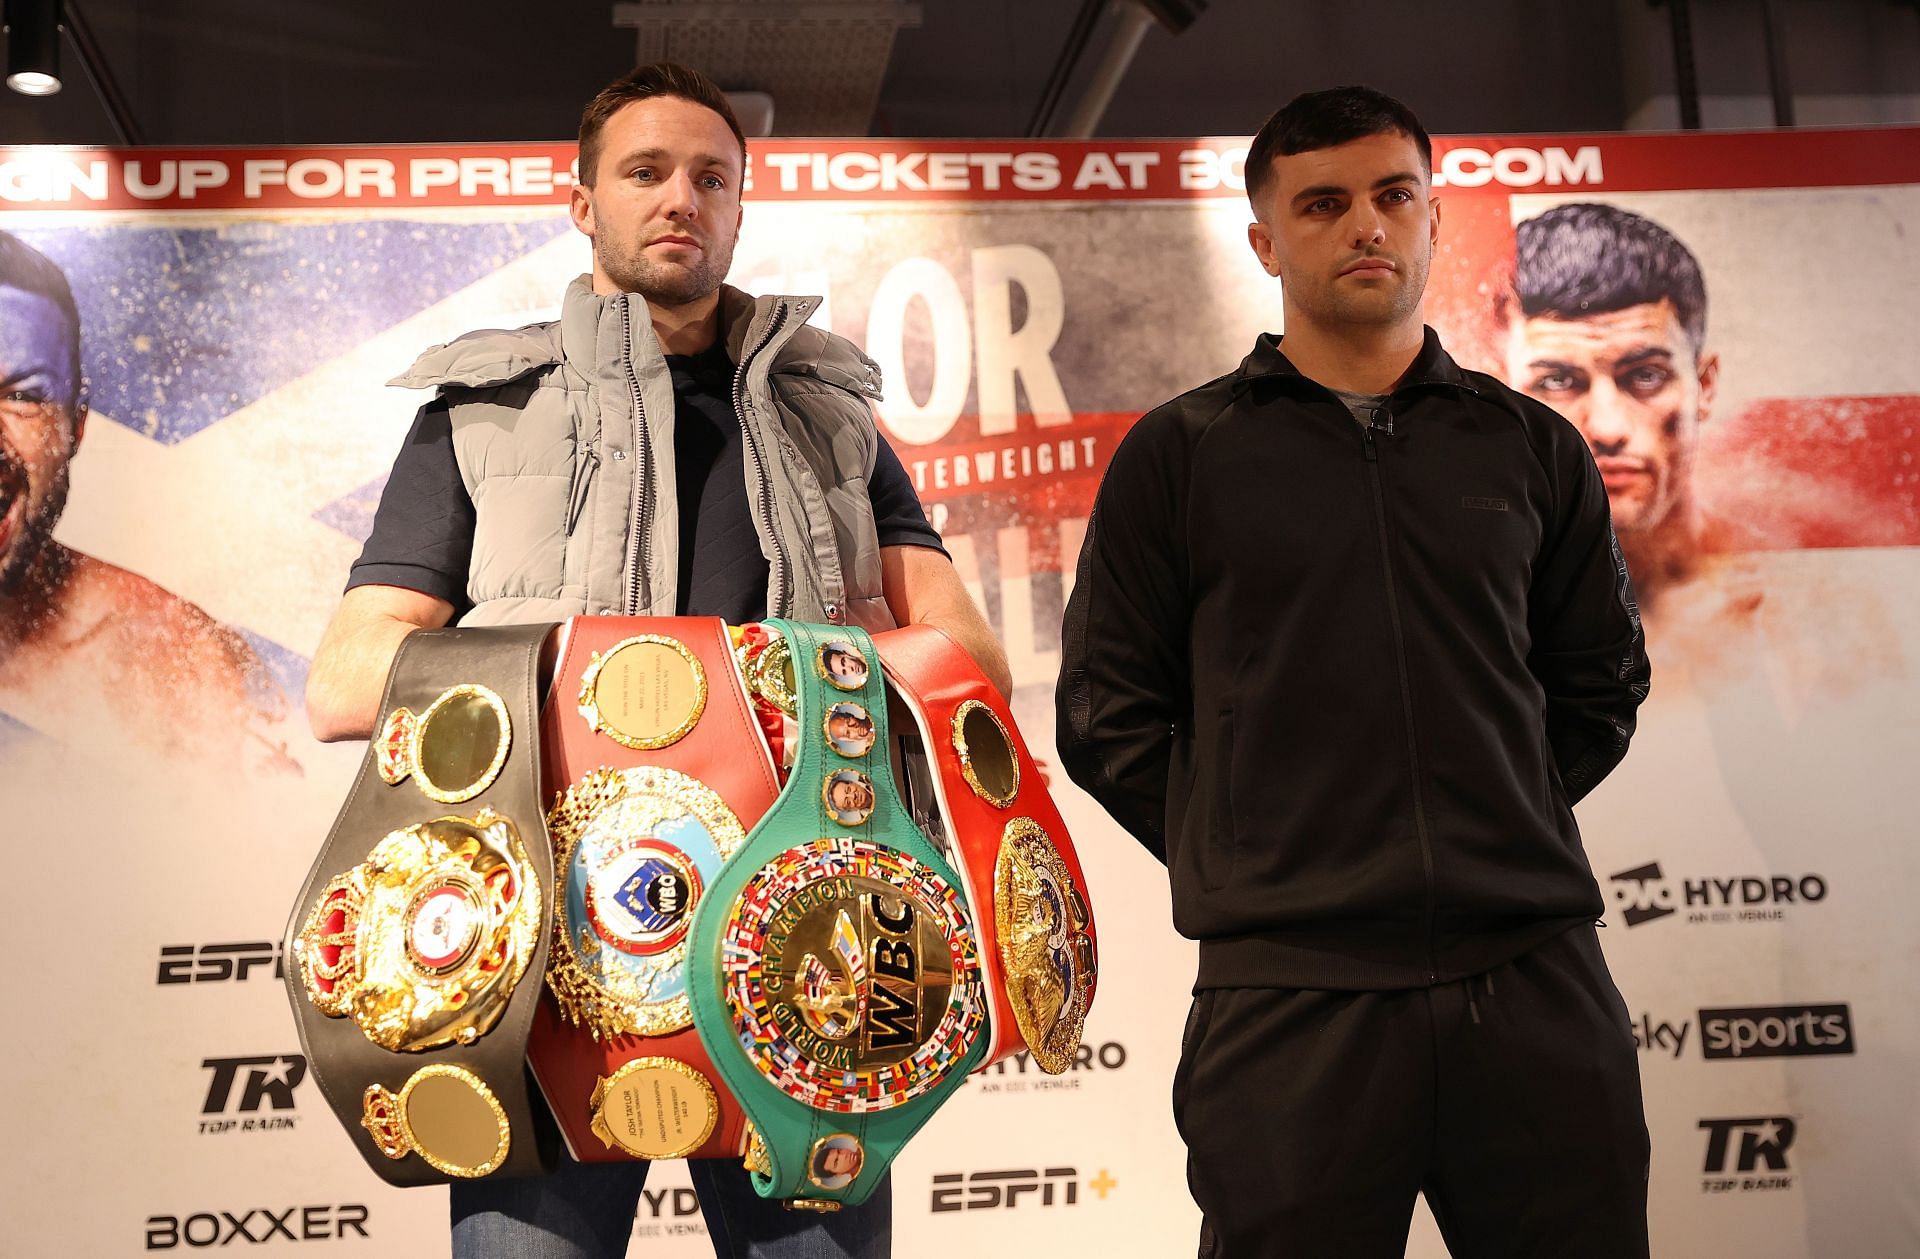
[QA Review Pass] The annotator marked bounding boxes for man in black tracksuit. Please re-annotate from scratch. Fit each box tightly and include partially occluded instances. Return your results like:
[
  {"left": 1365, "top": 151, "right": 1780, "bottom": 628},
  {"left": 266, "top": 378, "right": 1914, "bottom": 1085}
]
[{"left": 1057, "top": 88, "right": 1652, "bottom": 1257}]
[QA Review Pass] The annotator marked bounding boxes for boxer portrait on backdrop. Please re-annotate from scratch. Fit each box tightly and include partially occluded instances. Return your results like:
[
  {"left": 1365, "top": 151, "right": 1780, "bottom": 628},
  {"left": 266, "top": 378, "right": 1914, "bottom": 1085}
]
[
  {"left": 1060, "top": 86, "right": 1653, "bottom": 1258},
  {"left": 0, "top": 229, "right": 293, "bottom": 768}
]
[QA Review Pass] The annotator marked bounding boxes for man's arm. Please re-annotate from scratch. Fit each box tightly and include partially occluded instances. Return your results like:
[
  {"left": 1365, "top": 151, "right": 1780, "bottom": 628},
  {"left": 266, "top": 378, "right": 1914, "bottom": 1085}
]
[
  {"left": 306, "top": 585, "right": 454, "bottom": 742},
  {"left": 879, "top": 545, "right": 1013, "bottom": 699},
  {"left": 1529, "top": 414, "right": 1652, "bottom": 803},
  {"left": 1055, "top": 414, "right": 1190, "bottom": 862}
]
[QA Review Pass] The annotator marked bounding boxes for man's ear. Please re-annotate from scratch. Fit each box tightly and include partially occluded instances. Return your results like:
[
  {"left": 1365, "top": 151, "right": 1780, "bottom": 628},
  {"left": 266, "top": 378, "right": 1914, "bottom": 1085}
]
[
  {"left": 569, "top": 183, "right": 596, "bottom": 239},
  {"left": 1429, "top": 192, "right": 1442, "bottom": 250},
  {"left": 1696, "top": 350, "right": 1720, "bottom": 425},
  {"left": 1247, "top": 220, "right": 1282, "bottom": 277}
]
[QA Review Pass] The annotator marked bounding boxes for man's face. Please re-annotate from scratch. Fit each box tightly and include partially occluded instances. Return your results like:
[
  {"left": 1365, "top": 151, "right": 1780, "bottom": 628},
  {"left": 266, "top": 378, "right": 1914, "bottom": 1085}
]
[
  {"left": 1247, "top": 130, "right": 1439, "bottom": 333},
  {"left": 0, "top": 285, "right": 83, "bottom": 597},
  {"left": 828, "top": 713, "right": 869, "bottom": 743},
  {"left": 829, "top": 779, "right": 872, "bottom": 814},
  {"left": 820, "top": 1146, "right": 859, "bottom": 1177},
  {"left": 569, "top": 95, "right": 744, "bottom": 305},
  {"left": 1504, "top": 299, "right": 1717, "bottom": 534}
]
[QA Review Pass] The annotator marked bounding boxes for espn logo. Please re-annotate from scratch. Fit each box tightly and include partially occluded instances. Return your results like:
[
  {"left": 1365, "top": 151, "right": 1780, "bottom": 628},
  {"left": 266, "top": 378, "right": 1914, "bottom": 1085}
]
[
  {"left": 932, "top": 1167, "right": 1078, "bottom": 1211},
  {"left": 158, "top": 942, "right": 283, "bottom": 984}
]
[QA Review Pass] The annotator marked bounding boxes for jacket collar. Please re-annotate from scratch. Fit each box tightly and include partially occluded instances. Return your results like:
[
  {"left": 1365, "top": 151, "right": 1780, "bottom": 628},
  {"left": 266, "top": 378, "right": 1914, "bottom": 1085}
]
[
  {"left": 1234, "top": 325, "right": 1476, "bottom": 396},
  {"left": 559, "top": 276, "right": 822, "bottom": 374}
]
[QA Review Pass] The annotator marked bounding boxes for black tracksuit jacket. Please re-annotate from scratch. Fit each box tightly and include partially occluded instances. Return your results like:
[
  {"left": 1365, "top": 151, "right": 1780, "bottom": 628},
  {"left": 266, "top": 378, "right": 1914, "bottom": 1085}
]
[{"left": 1057, "top": 327, "right": 1651, "bottom": 990}]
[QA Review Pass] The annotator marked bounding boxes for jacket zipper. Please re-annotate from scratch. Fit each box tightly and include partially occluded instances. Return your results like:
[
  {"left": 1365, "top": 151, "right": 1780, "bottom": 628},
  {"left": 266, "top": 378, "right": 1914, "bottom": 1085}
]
[
  {"left": 733, "top": 303, "right": 795, "bottom": 617},
  {"left": 1361, "top": 415, "right": 1441, "bottom": 984},
  {"left": 621, "top": 299, "right": 654, "bottom": 615}
]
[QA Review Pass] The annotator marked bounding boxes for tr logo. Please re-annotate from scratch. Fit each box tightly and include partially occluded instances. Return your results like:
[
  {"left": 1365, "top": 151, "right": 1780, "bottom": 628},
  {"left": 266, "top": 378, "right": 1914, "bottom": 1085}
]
[
  {"left": 1701, "top": 1117, "right": 1795, "bottom": 1173},
  {"left": 201, "top": 1055, "right": 306, "bottom": 1114}
]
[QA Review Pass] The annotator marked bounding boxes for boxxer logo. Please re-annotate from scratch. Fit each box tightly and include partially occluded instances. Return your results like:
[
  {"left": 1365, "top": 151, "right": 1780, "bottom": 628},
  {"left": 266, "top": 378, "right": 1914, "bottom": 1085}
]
[
  {"left": 1701, "top": 1118, "right": 1796, "bottom": 1193},
  {"left": 199, "top": 1055, "right": 305, "bottom": 1133},
  {"left": 157, "top": 941, "right": 283, "bottom": 984},
  {"left": 145, "top": 1205, "right": 368, "bottom": 1249}
]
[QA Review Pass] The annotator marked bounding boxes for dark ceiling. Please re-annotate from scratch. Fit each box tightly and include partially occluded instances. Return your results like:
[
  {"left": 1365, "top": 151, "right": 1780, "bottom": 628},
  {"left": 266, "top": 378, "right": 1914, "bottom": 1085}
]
[{"left": 2, "top": 0, "right": 1916, "bottom": 147}]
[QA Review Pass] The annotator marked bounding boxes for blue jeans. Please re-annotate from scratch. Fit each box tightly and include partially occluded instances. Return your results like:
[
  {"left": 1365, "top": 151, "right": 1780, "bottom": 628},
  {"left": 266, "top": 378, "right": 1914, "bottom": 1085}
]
[{"left": 450, "top": 1154, "right": 891, "bottom": 1259}]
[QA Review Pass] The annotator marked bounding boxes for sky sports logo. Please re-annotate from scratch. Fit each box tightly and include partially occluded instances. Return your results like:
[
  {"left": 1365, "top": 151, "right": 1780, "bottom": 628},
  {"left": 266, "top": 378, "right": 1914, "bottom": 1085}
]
[{"left": 1699, "top": 1005, "right": 1855, "bottom": 1060}]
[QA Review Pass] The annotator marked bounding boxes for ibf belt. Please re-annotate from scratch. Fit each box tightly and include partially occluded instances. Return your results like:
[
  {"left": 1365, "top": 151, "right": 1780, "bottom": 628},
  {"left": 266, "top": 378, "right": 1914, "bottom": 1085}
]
[
  {"left": 872, "top": 625, "right": 1098, "bottom": 1071},
  {"left": 282, "top": 623, "right": 559, "bottom": 1185},
  {"left": 526, "top": 617, "right": 781, "bottom": 1164},
  {"left": 688, "top": 620, "right": 988, "bottom": 1210}
]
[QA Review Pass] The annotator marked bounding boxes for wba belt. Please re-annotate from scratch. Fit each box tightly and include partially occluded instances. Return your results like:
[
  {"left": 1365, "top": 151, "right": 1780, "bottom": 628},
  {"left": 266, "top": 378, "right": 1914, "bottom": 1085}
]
[
  {"left": 687, "top": 620, "right": 989, "bottom": 1210},
  {"left": 527, "top": 617, "right": 781, "bottom": 1163},
  {"left": 282, "top": 623, "right": 559, "bottom": 1184},
  {"left": 873, "top": 623, "right": 1099, "bottom": 1071}
]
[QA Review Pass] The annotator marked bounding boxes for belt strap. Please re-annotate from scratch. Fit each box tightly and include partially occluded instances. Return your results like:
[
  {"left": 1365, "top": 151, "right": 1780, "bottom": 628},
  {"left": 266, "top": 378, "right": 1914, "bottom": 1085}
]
[
  {"left": 872, "top": 623, "right": 1099, "bottom": 1070},
  {"left": 528, "top": 616, "right": 780, "bottom": 1163},
  {"left": 282, "top": 622, "right": 559, "bottom": 1185},
  {"left": 688, "top": 620, "right": 988, "bottom": 1209}
]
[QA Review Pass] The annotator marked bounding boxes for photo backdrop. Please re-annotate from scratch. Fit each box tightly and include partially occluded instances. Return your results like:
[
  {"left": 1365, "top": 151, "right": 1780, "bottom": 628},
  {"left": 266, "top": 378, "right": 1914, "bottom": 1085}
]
[{"left": 1, "top": 127, "right": 1915, "bottom": 1257}]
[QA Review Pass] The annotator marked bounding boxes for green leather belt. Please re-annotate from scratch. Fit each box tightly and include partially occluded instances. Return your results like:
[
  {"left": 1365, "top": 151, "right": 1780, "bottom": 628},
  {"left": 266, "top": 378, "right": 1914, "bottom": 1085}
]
[{"left": 687, "top": 620, "right": 987, "bottom": 1208}]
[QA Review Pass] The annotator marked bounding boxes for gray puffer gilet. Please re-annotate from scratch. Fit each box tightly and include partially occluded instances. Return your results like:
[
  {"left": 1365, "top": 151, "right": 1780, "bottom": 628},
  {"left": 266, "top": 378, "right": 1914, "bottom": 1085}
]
[{"left": 390, "top": 277, "right": 895, "bottom": 630}]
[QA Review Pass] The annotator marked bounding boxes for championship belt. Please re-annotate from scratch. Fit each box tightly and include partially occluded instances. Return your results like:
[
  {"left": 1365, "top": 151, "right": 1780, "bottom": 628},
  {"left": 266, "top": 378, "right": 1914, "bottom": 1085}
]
[
  {"left": 527, "top": 617, "right": 782, "bottom": 1163},
  {"left": 282, "top": 623, "right": 559, "bottom": 1184},
  {"left": 687, "top": 620, "right": 989, "bottom": 1210},
  {"left": 871, "top": 624, "right": 1099, "bottom": 1071}
]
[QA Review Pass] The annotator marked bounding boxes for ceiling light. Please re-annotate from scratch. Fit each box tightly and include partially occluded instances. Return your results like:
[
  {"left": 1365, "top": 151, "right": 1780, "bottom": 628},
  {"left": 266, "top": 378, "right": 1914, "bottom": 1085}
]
[{"left": 4, "top": 0, "right": 63, "bottom": 96}]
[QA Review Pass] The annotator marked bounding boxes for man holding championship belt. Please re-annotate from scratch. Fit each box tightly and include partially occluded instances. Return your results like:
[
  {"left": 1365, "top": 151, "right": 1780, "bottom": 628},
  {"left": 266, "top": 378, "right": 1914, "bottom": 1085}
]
[{"left": 306, "top": 60, "right": 1008, "bottom": 1259}]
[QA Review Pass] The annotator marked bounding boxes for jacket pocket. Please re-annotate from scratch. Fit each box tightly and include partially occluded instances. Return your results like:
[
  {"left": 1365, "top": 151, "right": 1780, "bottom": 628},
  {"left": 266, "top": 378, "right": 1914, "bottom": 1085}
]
[
  {"left": 565, "top": 443, "right": 599, "bottom": 537},
  {"left": 1202, "top": 708, "right": 1237, "bottom": 889}
]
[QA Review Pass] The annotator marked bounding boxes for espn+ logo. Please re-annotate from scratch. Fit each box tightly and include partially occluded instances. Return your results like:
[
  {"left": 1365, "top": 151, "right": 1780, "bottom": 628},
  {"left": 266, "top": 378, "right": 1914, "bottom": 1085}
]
[
  {"left": 157, "top": 941, "right": 282, "bottom": 984},
  {"left": 931, "top": 1167, "right": 1117, "bottom": 1211}
]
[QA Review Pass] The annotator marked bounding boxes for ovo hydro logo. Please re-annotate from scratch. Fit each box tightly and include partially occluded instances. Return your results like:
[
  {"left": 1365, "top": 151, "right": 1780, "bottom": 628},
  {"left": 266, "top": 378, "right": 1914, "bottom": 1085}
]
[{"left": 1607, "top": 862, "right": 1826, "bottom": 928}]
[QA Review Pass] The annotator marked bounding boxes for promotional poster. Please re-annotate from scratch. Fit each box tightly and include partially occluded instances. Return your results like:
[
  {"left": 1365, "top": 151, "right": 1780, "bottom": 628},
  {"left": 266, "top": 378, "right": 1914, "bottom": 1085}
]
[{"left": 0, "top": 128, "right": 1914, "bottom": 1256}]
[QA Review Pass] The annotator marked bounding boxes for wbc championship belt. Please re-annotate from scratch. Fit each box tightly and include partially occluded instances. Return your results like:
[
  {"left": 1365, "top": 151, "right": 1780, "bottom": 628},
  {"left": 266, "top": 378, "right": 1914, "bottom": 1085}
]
[
  {"left": 872, "top": 624, "right": 1098, "bottom": 1071},
  {"left": 282, "top": 622, "right": 558, "bottom": 1184},
  {"left": 526, "top": 617, "right": 781, "bottom": 1163},
  {"left": 687, "top": 620, "right": 988, "bottom": 1210}
]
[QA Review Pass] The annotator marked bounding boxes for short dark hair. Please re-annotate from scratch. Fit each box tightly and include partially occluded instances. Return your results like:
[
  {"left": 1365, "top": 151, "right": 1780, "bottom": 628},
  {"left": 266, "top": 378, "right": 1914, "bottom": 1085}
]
[
  {"left": 578, "top": 61, "right": 747, "bottom": 188},
  {"left": 1510, "top": 202, "right": 1707, "bottom": 353},
  {"left": 0, "top": 229, "right": 82, "bottom": 407},
  {"left": 1245, "top": 86, "right": 1432, "bottom": 208}
]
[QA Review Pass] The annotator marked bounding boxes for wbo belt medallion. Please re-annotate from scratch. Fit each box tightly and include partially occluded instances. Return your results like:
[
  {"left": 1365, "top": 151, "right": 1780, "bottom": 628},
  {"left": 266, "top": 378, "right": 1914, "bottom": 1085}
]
[
  {"left": 994, "top": 818, "right": 1095, "bottom": 1074},
  {"left": 722, "top": 836, "right": 983, "bottom": 1112},
  {"left": 546, "top": 766, "right": 749, "bottom": 1040},
  {"left": 294, "top": 808, "right": 539, "bottom": 1052}
]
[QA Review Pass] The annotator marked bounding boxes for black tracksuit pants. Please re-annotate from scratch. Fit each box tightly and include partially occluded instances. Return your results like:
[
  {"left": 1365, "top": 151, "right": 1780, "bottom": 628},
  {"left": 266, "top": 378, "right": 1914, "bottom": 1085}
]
[{"left": 1173, "top": 925, "right": 1650, "bottom": 1259}]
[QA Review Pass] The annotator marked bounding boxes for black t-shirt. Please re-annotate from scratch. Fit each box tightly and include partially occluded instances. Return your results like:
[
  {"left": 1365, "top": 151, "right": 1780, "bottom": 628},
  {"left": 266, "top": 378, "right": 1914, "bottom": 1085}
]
[{"left": 348, "top": 345, "right": 943, "bottom": 620}]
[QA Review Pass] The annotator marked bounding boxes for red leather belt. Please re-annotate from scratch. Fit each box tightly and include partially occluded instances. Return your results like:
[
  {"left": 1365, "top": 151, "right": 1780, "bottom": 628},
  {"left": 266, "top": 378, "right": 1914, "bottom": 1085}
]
[
  {"left": 526, "top": 616, "right": 781, "bottom": 1162},
  {"left": 871, "top": 624, "right": 1099, "bottom": 1071}
]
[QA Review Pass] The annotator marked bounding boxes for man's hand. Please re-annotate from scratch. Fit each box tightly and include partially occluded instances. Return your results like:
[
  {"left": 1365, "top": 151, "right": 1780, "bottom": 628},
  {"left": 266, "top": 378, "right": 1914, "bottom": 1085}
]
[
  {"left": 305, "top": 585, "right": 454, "bottom": 742},
  {"left": 879, "top": 545, "right": 1014, "bottom": 699}
]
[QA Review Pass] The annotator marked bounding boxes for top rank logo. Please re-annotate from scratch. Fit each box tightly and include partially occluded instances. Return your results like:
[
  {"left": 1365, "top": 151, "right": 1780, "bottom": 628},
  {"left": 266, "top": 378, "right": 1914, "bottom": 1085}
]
[
  {"left": 199, "top": 1055, "right": 306, "bottom": 1134},
  {"left": 1607, "top": 862, "right": 1827, "bottom": 927}
]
